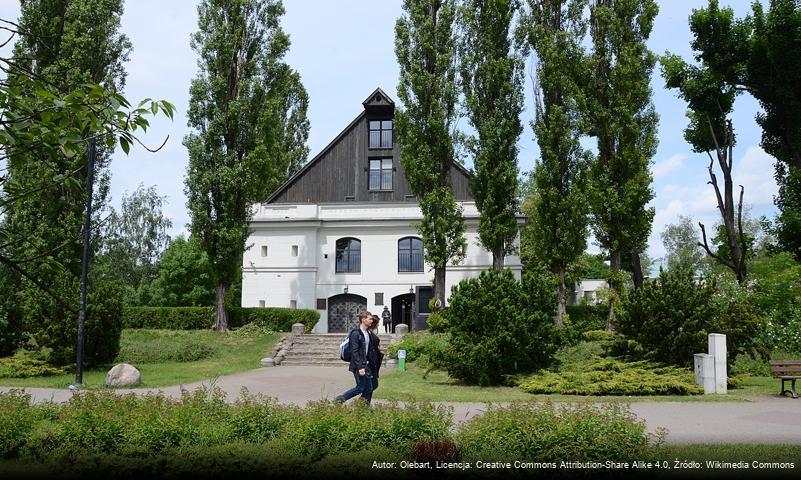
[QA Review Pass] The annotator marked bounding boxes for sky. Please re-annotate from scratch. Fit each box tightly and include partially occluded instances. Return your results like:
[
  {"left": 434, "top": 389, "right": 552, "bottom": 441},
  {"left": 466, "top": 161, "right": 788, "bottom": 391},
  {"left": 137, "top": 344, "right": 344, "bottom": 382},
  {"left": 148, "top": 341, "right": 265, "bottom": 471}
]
[{"left": 0, "top": 0, "right": 776, "bottom": 263}]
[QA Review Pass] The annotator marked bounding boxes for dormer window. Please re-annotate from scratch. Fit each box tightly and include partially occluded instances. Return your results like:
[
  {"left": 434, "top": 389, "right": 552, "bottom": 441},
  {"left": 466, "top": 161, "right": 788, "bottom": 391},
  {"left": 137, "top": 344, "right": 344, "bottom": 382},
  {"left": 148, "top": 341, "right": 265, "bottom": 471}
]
[
  {"left": 369, "top": 158, "right": 393, "bottom": 191},
  {"left": 369, "top": 120, "right": 393, "bottom": 149}
]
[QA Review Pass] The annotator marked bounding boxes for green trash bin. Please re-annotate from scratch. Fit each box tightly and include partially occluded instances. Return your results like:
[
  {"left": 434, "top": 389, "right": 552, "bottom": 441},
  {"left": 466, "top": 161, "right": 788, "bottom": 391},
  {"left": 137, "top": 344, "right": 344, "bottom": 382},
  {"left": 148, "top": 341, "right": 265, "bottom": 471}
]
[{"left": 397, "top": 349, "right": 407, "bottom": 372}]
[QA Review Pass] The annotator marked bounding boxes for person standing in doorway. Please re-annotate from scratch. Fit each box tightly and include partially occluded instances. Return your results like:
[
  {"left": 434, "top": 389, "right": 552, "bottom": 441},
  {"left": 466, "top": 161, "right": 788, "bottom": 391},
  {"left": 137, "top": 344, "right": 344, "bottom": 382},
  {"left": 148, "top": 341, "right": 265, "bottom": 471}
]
[
  {"left": 335, "top": 311, "right": 374, "bottom": 404},
  {"left": 381, "top": 306, "right": 392, "bottom": 333}
]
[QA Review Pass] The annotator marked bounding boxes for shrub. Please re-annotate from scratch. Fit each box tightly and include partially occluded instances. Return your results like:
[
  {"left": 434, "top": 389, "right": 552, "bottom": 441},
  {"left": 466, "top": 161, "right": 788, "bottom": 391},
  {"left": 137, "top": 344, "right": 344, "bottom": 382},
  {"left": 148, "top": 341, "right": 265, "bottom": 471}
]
[
  {"left": 443, "top": 268, "right": 558, "bottom": 386},
  {"left": 122, "top": 307, "right": 318, "bottom": 332},
  {"left": 566, "top": 304, "right": 608, "bottom": 332},
  {"left": 0, "top": 352, "right": 68, "bottom": 378},
  {"left": 19, "top": 276, "right": 123, "bottom": 366},
  {"left": 457, "top": 403, "right": 657, "bottom": 461},
  {"left": 0, "top": 390, "right": 35, "bottom": 458},
  {"left": 114, "top": 330, "right": 217, "bottom": 364},
  {"left": 617, "top": 267, "right": 759, "bottom": 367},
  {"left": 516, "top": 359, "right": 703, "bottom": 396},
  {"left": 387, "top": 332, "right": 449, "bottom": 363}
]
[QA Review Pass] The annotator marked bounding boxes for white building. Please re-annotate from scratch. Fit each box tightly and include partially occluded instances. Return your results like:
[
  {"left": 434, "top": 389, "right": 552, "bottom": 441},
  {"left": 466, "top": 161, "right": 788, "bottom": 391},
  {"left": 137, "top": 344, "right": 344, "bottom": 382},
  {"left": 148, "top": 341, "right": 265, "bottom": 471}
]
[{"left": 241, "top": 88, "right": 523, "bottom": 333}]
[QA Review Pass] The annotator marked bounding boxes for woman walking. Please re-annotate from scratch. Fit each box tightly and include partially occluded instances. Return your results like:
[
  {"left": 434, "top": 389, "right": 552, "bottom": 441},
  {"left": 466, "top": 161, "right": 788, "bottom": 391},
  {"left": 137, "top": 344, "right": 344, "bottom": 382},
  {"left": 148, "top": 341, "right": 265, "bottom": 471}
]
[{"left": 368, "top": 315, "right": 384, "bottom": 391}]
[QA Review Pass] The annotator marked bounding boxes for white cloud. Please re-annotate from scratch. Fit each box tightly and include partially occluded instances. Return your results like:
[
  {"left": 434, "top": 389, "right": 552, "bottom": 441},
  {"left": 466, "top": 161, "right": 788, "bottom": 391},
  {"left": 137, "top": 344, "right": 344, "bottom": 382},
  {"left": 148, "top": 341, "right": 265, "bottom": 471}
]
[
  {"left": 651, "top": 153, "right": 687, "bottom": 179},
  {"left": 647, "top": 146, "right": 779, "bottom": 259}
]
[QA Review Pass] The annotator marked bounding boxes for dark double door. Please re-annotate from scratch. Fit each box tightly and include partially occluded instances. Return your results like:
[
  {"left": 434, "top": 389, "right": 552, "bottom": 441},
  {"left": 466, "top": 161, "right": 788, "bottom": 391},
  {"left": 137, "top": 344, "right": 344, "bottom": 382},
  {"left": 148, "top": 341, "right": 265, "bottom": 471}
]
[
  {"left": 390, "top": 286, "right": 433, "bottom": 332},
  {"left": 327, "top": 294, "right": 367, "bottom": 333}
]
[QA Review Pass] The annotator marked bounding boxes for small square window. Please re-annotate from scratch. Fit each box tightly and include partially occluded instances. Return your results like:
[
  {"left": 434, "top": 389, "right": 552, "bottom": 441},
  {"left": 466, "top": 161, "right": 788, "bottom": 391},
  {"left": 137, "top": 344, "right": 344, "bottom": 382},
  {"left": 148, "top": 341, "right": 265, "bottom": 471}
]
[
  {"left": 291, "top": 245, "right": 298, "bottom": 257},
  {"left": 375, "top": 292, "right": 384, "bottom": 306},
  {"left": 316, "top": 298, "right": 327, "bottom": 310},
  {"left": 290, "top": 300, "right": 297, "bottom": 309},
  {"left": 261, "top": 246, "right": 268, "bottom": 257},
  {"left": 258, "top": 300, "right": 265, "bottom": 308}
]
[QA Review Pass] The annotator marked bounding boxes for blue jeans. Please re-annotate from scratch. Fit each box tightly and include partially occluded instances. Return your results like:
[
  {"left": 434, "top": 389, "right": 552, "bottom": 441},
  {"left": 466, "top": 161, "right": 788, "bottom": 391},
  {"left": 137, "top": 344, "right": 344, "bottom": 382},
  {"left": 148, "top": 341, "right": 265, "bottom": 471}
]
[{"left": 339, "top": 371, "right": 373, "bottom": 403}]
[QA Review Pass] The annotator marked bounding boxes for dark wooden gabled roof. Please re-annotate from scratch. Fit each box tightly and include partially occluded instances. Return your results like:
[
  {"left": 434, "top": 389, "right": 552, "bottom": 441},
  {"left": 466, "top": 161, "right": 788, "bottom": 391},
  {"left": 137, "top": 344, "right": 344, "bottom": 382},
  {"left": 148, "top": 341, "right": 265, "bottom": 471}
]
[{"left": 265, "top": 88, "right": 473, "bottom": 205}]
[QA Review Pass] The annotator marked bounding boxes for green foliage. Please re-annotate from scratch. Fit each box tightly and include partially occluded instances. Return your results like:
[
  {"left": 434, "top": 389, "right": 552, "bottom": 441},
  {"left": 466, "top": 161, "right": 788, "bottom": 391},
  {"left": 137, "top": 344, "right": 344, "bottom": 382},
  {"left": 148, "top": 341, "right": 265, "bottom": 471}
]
[
  {"left": 618, "top": 267, "right": 759, "bottom": 367},
  {"left": 395, "top": 0, "right": 465, "bottom": 306},
  {"left": 114, "top": 331, "right": 216, "bottom": 364},
  {"left": 460, "top": 0, "right": 523, "bottom": 268},
  {"left": 518, "top": 0, "right": 591, "bottom": 324},
  {"left": 0, "top": 352, "right": 68, "bottom": 379},
  {"left": 97, "top": 185, "right": 173, "bottom": 304},
  {"left": 141, "top": 236, "right": 215, "bottom": 307},
  {"left": 517, "top": 359, "right": 703, "bottom": 396},
  {"left": 0, "top": 388, "right": 451, "bottom": 464},
  {"left": 768, "top": 162, "right": 801, "bottom": 260},
  {"left": 122, "top": 306, "right": 318, "bottom": 332},
  {"left": 661, "top": 215, "right": 705, "bottom": 273},
  {"left": 425, "top": 310, "right": 450, "bottom": 332},
  {"left": 586, "top": 0, "right": 658, "bottom": 301},
  {"left": 17, "top": 276, "right": 123, "bottom": 367},
  {"left": 565, "top": 304, "right": 608, "bottom": 332},
  {"left": 0, "top": 391, "right": 36, "bottom": 458},
  {"left": 184, "top": 0, "right": 309, "bottom": 330},
  {"left": 443, "top": 269, "right": 558, "bottom": 385},
  {"left": 457, "top": 403, "right": 656, "bottom": 461},
  {"left": 387, "top": 332, "right": 450, "bottom": 369}
]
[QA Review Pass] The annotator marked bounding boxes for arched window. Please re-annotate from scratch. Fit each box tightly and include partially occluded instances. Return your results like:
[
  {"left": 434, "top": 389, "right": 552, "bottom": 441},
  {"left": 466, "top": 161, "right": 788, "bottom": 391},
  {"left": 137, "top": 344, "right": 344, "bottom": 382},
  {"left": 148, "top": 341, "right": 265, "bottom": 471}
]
[
  {"left": 335, "top": 238, "right": 361, "bottom": 273},
  {"left": 398, "top": 237, "right": 424, "bottom": 272}
]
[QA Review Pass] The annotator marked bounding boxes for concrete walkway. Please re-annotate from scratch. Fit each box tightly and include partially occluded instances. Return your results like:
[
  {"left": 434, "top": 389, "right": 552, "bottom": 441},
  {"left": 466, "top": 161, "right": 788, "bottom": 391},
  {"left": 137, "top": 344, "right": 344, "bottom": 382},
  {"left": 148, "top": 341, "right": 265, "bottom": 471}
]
[{"left": 2, "top": 366, "right": 800, "bottom": 445}]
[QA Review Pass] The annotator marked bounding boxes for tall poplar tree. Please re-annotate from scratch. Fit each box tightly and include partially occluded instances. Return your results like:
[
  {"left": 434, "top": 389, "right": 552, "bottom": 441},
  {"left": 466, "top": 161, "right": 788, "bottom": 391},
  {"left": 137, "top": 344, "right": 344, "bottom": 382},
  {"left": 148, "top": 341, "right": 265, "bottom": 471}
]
[
  {"left": 184, "top": 0, "right": 309, "bottom": 331},
  {"left": 395, "top": 0, "right": 465, "bottom": 308},
  {"left": 586, "top": 0, "right": 658, "bottom": 328},
  {"left": 459, "top": 0, "right": 523, "bottom": 271},
  {"left": 519, "top": 0, "right": 590, "bottom": 326},
  {"left": 3, "top": 0, "right": 130, "bottom": 279}
]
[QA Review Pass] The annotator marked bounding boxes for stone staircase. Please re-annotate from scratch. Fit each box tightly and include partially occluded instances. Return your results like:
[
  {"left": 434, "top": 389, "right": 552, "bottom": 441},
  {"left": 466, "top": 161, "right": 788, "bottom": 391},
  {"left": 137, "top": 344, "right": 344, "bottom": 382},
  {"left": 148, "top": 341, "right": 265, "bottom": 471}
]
[{"left": 278, "top": 333, "right": 400, "bottom": 366}]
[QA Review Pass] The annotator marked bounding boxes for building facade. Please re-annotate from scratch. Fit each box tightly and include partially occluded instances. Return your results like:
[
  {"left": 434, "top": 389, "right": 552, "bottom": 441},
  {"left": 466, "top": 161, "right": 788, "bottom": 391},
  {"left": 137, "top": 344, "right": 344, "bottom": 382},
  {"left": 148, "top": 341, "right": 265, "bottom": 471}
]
[{"left": 241, "top": 88, "right": 523, "bottom": 333}]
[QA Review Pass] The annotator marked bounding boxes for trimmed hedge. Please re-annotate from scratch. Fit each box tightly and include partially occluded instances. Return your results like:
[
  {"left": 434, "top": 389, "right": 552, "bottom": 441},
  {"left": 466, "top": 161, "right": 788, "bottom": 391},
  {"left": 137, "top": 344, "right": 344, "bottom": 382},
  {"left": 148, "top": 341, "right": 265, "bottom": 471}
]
[{"left": 122, "top": 307, "right": 318, "bottom": 333}]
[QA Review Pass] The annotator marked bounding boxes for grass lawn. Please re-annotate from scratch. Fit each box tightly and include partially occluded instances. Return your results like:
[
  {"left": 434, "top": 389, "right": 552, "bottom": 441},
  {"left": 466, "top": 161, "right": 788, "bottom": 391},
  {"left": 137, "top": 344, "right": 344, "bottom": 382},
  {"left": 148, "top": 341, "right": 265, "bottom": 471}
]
[
  {"left": 0, "top": 328, "right": 282, "bottom": 389},
  {"left": 374, "top": 363, "right": 778, "bottom": 403}
]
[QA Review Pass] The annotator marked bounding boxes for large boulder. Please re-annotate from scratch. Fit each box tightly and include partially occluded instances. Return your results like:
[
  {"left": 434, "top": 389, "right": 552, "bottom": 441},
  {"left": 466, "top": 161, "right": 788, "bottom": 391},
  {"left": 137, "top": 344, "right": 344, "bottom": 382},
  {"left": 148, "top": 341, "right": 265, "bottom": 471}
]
[{"left": 105, "top": 363, "right": 141, "bottom": 387}]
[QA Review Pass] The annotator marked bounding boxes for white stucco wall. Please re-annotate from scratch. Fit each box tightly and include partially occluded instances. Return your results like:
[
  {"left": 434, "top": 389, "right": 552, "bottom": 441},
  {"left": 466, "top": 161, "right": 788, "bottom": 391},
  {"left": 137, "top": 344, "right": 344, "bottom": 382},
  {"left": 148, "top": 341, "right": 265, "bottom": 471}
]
[{"left": 242, "top": 201, "right": 523, "bottom": 333}]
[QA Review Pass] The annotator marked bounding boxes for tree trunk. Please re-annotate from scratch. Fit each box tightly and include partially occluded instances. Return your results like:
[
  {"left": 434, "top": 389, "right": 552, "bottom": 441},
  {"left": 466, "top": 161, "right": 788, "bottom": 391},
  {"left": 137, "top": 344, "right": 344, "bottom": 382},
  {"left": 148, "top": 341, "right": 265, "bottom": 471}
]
[
  {"left": 433, "top": 265, "right": 446, "bottom": 311},
  {"left": 212, "top": 282, "right": 229, "bottom": 332},
  {"left": 492, "top": 244, "right": 504, "bottom": 270},
  {"left": 630, "top": 247, "right": 644, "bottom": 289},
  {"left": 555, "top": 266, "right": 566, "bottom": 327},
  {"left": 606, "top": 249, "right": 621, "bottom": 332}
]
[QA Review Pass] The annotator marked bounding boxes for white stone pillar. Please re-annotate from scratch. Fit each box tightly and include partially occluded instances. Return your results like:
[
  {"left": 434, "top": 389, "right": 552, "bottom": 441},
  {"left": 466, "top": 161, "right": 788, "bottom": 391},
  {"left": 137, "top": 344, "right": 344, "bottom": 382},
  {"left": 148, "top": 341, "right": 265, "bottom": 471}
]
[{"left": 708, "top": 333, "right": 727, "bottom": 394}]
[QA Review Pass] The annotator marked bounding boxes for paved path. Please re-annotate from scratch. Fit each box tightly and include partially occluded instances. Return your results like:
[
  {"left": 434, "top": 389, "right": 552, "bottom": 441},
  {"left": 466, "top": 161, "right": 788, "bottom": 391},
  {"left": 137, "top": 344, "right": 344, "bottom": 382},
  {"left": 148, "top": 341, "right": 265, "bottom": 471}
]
[{"left": 3, "top": 366, "right": 800, "bottom": 445}]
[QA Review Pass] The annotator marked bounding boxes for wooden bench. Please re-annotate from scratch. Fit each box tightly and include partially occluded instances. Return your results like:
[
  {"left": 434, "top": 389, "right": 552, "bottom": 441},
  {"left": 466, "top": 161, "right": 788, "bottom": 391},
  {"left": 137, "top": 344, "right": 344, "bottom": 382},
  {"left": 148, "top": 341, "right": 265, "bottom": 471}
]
[{"left": 769, "top": 360, "right": 801, "bottom": 399}]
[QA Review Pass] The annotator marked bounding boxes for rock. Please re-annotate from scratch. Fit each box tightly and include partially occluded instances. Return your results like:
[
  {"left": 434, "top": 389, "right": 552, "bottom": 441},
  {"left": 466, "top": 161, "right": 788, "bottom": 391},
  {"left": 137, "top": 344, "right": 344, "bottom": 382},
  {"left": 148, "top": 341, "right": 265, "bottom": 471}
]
[
  {"left": 104, "top": 363, "right": 141, "bottom": 387},
  {"left": 273, "top": 356, "right": 283, "bottom": 366},
  {"left": 260, "top": 357, "right": 275, "bottom": 367},
  {"left": 291, "top": 323, "right": 305, "bottom": 335},
  {"left": 277, "top": 349, "right": 288, "bottom": 357}
]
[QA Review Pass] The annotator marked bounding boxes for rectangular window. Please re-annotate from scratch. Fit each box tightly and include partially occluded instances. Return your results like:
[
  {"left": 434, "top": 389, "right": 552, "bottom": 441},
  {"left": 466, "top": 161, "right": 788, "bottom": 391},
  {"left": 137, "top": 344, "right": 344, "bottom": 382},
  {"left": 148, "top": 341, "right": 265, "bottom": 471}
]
[
  {"left": 375, "top": 292, "right": 383, "bottom": 306},
  {"left": 258, "top": 300, "right": 265, "bottom": 308},
  {"left": 291, "top": 245, "right": 298, "bottom": 257},
  {"left": 290, "top": 300, "right": 297, "bottom": 309},
  {"left": 369, "top": 158, "right": 393, "bottom": 191},
  {"left": 368, "top": 119, "right": 393, "bottom": 149},
  {"left": 261, "top": 246, "right": 268, "bottom": 257},
  {"left": 316, "top": 298, "right": 327, "bottom": 310}
]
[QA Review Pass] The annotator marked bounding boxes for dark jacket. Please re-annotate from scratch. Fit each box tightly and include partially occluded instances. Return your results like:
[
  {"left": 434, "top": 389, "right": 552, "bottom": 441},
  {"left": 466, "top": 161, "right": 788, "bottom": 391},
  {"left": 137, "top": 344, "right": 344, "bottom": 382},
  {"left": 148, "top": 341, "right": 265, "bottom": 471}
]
[
  {"left": 367, "top": 331, "right": 384, "bottom": 379},
  {"left": 348, "top": 328, "right": 370, "bottom": 374}
]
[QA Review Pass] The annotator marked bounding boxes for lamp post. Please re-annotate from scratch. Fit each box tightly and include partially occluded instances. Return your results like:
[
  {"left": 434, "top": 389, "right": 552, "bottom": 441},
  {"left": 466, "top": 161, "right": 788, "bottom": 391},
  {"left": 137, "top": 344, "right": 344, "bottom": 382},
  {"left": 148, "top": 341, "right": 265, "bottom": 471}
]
[{"left": 75, "top": 139, "right": 96, "bottom": 387}]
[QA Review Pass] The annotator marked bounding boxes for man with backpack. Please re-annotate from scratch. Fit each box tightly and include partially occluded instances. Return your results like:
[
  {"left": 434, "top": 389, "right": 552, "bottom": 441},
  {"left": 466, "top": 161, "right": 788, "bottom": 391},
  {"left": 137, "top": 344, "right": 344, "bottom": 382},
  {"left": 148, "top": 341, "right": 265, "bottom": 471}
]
[{"left": 335, "top": 310, "right": 375, "bottom": 404}]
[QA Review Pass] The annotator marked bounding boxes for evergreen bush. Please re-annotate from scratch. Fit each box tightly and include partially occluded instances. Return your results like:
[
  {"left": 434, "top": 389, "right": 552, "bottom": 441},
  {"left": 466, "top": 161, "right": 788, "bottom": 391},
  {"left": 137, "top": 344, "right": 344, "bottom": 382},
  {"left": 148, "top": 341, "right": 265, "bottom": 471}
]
[
  {"left": 18, "top": 275, "right": 123, "bottom": 366},
  {"left": 617, "top": 267, "right": 759, "bottom": 367},
  {"left": 443, "top": 269, "right": 558, "bottom": 386}
]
